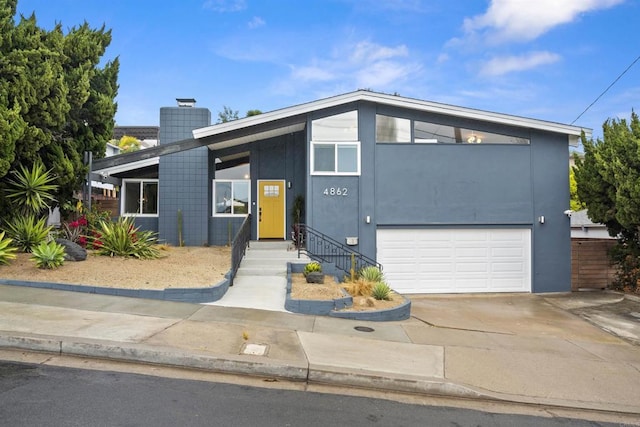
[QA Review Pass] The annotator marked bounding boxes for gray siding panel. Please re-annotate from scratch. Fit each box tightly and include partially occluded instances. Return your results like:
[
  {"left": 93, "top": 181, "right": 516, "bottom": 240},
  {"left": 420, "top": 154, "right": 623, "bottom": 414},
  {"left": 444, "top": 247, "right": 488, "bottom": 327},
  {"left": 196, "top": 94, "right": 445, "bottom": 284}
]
[
  {"left": 530, "top": 130, "right": 571, "bottom": 292},
  {"left": 133, "top": 217, "right": 158, "bottom": 234},
  {"left": 158, "top": 107, "right": 211, "bottom": 246},
  {"left": 374, "top": 144, "right": 533, "bottom": 225}
]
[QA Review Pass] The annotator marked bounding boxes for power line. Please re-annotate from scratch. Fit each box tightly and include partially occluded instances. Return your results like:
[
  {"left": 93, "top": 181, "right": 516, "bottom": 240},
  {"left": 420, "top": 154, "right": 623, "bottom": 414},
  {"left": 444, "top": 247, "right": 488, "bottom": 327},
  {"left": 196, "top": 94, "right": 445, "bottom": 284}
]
[{"left": 571, "top": 53, "right": 640, "bottom": 125}]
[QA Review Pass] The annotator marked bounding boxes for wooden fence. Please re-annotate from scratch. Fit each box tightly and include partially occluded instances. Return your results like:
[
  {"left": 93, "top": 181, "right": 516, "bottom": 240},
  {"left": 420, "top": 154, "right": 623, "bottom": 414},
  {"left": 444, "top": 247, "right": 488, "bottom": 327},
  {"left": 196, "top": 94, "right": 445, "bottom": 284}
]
[{"left": 571, "top": 238, "right": 618, "bottom": 290}]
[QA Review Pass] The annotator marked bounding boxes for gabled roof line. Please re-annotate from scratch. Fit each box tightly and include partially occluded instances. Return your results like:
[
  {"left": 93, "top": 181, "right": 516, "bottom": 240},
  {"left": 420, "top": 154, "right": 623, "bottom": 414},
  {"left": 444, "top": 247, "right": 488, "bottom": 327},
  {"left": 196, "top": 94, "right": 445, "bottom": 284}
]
[{"left": 192, "top": 90, "right": 592, "bottom": 140}]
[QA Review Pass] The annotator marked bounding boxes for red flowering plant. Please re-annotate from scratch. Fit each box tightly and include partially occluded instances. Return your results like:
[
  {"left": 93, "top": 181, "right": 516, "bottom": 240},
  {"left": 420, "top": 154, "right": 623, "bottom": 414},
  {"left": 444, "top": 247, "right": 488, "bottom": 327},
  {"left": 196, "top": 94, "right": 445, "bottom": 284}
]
[
  {"left": 59, "top": 215, "right": 88, "bottom": 246},
  {"left": 58, "top": 201, "right": 110, "bottom": 249}
]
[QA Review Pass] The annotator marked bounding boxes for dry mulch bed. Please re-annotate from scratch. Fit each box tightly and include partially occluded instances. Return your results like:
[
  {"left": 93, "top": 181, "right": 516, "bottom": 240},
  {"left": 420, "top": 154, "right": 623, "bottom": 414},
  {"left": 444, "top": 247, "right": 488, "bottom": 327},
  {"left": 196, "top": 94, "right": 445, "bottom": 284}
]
[
  {"left": 290, "top": 273, "right": 405, "bottom": 311},
  {"left": 0, "top": 246, "right": 231, "bottom": 290}
]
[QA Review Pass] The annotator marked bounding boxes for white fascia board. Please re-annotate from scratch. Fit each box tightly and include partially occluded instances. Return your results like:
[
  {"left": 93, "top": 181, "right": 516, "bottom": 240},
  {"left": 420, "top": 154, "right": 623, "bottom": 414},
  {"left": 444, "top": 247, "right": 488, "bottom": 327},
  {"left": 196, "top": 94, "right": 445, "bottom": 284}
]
[
  {"left": 93, "top": 157, "right": 159, "bottom": 175},
  {"left": 192, "top": 90, "right": 592, "bottom": 141}
]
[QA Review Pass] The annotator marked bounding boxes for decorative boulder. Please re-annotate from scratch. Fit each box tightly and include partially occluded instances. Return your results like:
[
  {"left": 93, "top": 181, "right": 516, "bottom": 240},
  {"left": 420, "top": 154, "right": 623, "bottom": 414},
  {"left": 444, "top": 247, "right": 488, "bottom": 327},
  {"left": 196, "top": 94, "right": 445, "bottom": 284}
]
[
  {"left": 305, "top": 272, "right": 325, "bottom": 284},
  {"left": 55, "top": 238, "right": 87, "bottom": 261}
]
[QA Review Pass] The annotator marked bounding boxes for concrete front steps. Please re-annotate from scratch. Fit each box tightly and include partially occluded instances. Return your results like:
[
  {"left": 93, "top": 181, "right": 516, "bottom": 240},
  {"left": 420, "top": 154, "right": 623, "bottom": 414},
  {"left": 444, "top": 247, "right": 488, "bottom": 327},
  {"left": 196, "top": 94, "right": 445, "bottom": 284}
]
[{"left": 207, "top": 241, "right": 308, "bottom": 312}]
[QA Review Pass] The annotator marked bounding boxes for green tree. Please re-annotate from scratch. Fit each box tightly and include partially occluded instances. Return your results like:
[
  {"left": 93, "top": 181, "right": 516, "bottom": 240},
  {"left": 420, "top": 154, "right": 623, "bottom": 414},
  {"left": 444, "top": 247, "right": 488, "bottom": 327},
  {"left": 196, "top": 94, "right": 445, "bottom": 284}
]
[
  {"left": 574, "top": 111, "right": 640, "bottom": 290},
  {"left": 246, "top": 109, "right": 262, "bottom": 117},
  {"left": 217, "top": 106, "right": 239, "bottom": 123},
  {"left": 569, "top": 167, "right": 584, "bottom": 212},
  {"left": 0, "top": 0, "right": 118, "bottom": 216},
  {"left": 118, "top": 135, "right": 141, "bottom": 153}
]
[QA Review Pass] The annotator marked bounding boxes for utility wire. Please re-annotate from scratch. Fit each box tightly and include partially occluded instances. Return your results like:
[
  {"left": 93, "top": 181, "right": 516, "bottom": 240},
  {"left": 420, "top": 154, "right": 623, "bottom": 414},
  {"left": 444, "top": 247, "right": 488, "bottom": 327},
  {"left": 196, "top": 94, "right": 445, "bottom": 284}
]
[{"left": 571, "top": 53, "right": 640, "bottom": 125}]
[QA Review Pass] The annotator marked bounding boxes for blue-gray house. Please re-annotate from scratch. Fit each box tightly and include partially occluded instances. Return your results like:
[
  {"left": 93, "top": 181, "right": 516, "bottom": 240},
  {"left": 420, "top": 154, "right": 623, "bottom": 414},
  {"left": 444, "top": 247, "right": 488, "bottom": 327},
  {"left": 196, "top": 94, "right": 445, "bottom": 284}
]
[{"left": 93, "top": 91, "right": 591, "bottom": 294}]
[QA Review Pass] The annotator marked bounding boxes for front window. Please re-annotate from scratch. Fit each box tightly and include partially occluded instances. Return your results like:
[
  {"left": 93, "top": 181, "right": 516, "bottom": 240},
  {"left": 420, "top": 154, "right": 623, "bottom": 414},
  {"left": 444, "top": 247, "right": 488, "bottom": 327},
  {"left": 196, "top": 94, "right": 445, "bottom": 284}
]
[
  {"left": 375, "top": 114, "right": 530, "bottom": 144},
  {"left": 122, "top": 180, "right": 158, "bottom": 216},
  {"left": 311, "top": 110, "right": 358, "bottom": 141},
  {"left": 213, "top": 180, "right": 250, "bottom": 216},
  {"left": 376, "top": 115, "right": 411, "bottom": 142},
  {"left": 311, "top": 110, "right": 360, "bottom": 175},
  {"left": 413, "top": 120, "right": 530, "bottom": 144},
  {"left": 311, "top": 142, "right": 360, "bottom": 175}
]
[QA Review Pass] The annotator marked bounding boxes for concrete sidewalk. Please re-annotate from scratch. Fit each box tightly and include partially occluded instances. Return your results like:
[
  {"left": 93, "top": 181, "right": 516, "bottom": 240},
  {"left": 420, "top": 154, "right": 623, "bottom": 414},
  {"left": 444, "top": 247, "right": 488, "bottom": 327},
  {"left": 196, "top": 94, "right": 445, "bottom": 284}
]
[{"left": 0, "top": 284, "right": 639, "bottom": 416}]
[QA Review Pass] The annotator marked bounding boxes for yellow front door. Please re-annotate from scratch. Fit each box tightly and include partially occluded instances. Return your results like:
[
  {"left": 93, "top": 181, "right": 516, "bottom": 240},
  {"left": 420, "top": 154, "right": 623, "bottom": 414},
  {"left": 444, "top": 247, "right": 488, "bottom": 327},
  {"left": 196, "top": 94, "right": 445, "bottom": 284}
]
[{"left": 258, "top": 180, "right": 285, "bottom": 239}]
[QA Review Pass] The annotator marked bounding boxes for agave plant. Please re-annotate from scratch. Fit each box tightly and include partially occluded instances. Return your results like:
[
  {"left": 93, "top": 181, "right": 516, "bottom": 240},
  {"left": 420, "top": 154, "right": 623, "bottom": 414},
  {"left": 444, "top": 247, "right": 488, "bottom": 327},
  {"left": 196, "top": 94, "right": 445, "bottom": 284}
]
[
  {"left": 359, "top": 266, "right": 385, "bottom": 282},
  {"left": 0, "top": 231, "right": 18, "bottom": 265},
  {"left": 303, "top": 261, "right": 322, "bottom": 276},
  {"left": 371, "top": 281, "right": 392, "bottom": 301},
  {"left": 5, "top": 215, "right": 51, "bottom": 252},
  {"left": 93, "top": 217, "right": 160, "bottom": 259},
  {"left": 5, "top": 162, "right": 57, "bottom": 216},
  {"left": 31, "top": 241, "right": 66, "bottom": 269}
]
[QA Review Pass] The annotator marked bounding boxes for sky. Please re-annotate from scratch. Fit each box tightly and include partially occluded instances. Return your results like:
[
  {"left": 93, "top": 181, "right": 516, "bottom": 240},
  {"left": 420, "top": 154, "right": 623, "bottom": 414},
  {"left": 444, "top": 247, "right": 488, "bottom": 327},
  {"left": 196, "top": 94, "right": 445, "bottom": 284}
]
[{"left": 14, "top": 0, "right": 640, "bottom": 140}]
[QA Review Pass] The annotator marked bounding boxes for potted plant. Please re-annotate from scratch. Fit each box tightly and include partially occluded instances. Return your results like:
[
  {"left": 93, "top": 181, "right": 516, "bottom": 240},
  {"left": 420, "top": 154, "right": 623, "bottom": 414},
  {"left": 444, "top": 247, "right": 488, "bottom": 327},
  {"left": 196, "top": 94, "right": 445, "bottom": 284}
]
[{"left": 303, "top": 261, "right": 324, "bottom": 284}]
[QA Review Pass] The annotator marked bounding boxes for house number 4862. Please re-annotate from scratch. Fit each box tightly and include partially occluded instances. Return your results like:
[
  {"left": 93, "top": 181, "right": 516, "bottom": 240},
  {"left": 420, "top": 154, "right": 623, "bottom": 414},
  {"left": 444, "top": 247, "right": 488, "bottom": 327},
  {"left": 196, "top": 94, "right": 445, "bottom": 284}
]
[{"left": 323, "top": 187, "right": 348, "bottom": 196}]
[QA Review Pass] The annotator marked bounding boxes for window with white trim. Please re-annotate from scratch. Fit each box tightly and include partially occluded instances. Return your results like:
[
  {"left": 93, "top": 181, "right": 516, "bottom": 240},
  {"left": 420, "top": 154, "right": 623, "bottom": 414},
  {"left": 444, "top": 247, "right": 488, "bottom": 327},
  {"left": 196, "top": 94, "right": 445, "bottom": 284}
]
[
  {"left": 213, "top": 180, "right": 250, "bottom": 216},
  {"left": 311, "top": 110, "right": 360, "bottom": 175},
  {"left": 311, "top": 142, "right": 360, "bottom": 175},
  {"left": 122, "top": 179, "right": 158, "bottom": 216}
]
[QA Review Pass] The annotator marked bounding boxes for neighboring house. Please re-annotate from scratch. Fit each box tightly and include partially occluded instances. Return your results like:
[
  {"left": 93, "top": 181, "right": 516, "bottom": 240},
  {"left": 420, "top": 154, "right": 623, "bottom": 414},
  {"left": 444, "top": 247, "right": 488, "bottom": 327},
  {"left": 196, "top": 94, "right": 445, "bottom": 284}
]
[
  {"left": 93, "top": 91, "right": 591, "bottom": 294},
  {"left": 113, "top": 125, "right": 160, "bottom": 148},
  {"left": 570, "top": 209, "right": 613, "bottom": 239}
]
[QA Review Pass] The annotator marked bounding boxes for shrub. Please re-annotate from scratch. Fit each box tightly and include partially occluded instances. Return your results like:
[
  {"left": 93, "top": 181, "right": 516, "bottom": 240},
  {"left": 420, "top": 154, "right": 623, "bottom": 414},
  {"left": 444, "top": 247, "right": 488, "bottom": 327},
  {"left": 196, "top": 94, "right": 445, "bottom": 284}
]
[
  {"left": 343, "top": 278, "right": 374, "bottom": 297},
  {"left": 5, "top": 215, "right": 51, "bottom": 252},
  {"left": 31, "top": 241, "right": 65, "bottom": 269},
  {"left": 609, "top": 242, "right": 640, "bottom": 293},
  {"left": 359, "top": 266, "right": 384, "bottom": 282},
  {"left": 371, "top": 282, "right": 392, "bottom": 300},
  {"left": 5, "top": 162, "right": 57, "bottom": 216},
  {"left": 0, "top": 231, "right": 17, "bottom": 265},
  {"left": 93, "top": 217, "right": 160, "bottom": 259},
  {"left": 303, "top": 261, "right": 322, "bottom": 276}
]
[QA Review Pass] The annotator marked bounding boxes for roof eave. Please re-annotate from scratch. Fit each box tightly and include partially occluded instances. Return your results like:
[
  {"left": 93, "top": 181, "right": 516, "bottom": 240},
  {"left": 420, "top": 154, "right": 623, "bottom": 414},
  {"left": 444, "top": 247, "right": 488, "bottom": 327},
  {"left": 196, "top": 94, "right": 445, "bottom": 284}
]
[{"left": 192, "top": 90, "right": 592, "bottom": 141}]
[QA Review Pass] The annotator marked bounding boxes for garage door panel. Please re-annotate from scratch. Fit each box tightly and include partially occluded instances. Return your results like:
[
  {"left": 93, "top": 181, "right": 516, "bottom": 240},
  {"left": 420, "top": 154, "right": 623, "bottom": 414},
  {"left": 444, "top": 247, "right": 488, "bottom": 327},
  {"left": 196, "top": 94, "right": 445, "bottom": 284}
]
[
  {"left": 455, "top": 247, "right": 488, "bottom": 257},
  {"left": 492, "top": 262, "right": 526, "bottom": 273},
  {"left": 377, "top": 228, "right": 531, "bottom": 294},
  {"left": 456, "top": 263, "right": 489, "bottom": 273}
]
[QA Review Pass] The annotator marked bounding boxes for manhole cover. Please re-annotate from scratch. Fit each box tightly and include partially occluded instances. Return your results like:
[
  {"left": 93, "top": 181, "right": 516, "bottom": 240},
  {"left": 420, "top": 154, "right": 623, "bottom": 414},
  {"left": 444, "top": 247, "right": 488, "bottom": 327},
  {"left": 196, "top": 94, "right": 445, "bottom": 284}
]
[
  {"left": 354, "top": 326, "right": 375, "bottom": 333},
  {"left": 241, "top": 343, "right": 269, "bottom": 356}
]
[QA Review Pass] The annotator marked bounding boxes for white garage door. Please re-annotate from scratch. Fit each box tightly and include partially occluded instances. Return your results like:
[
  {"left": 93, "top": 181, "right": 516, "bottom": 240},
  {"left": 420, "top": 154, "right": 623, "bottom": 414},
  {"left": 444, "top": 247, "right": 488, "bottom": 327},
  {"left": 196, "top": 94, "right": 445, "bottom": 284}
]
[{"left": 377, "top": 229, "right": 531, "bottom": 294}]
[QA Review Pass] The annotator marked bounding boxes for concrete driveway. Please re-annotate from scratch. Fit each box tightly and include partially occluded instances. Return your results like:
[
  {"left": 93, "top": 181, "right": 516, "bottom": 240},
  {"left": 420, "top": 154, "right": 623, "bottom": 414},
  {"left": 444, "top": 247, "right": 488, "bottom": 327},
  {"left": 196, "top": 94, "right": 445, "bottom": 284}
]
[
  {"left": 544, "top": 291, "right": 640, "bottom": 346},
  {"left": 407, "top": 291, "right": 640, "bottom": 346}
]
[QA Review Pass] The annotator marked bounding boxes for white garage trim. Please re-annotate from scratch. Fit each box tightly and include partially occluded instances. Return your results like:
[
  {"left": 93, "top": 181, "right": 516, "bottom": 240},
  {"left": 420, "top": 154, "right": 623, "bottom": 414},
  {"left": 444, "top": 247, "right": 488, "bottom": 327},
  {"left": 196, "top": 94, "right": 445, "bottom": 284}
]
[{"left": 377, "top": 228, "right": 531, "bottom": 294}]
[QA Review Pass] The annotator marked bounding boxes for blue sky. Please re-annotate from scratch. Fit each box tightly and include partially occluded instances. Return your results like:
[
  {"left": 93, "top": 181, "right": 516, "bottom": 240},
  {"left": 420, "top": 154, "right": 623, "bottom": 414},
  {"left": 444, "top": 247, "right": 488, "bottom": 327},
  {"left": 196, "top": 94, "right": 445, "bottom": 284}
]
[{"left": 15, "top": 0, "right": 640, "bottom": 140}]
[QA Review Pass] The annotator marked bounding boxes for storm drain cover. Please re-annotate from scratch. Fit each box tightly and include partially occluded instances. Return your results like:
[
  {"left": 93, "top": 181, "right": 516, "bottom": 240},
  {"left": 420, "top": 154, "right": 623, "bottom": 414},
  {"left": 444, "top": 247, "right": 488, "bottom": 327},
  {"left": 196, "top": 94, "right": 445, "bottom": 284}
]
[
  {"left": 354, "top": 326, "right": 375, "bottom": 333},
  {"left": 241, "top": 343, "right": 269, "bottom": 356}
]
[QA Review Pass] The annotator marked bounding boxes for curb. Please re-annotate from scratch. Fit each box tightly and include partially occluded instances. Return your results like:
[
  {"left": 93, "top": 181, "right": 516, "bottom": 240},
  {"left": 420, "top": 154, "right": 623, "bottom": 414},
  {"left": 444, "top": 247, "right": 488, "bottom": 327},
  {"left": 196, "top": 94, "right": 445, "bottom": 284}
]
[
  {"left": 0, "top": 332, "right": 485, "bottom": 401},
  {"left": 0, "top": 333, "right": 307, "bottom": 381},
  {"left": 2, "top": 332, "right": 640, "bottom": 415}
]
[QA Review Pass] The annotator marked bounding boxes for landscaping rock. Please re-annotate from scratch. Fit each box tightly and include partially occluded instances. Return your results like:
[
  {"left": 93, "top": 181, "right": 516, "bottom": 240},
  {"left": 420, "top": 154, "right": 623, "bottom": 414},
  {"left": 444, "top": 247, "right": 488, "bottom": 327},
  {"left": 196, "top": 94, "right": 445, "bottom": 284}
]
[
  {"left": 305, "top": 272, "right": 325, "bottom": 284},
  {"left": 55, "top": 238, "right": 87, "bottom": 261}
]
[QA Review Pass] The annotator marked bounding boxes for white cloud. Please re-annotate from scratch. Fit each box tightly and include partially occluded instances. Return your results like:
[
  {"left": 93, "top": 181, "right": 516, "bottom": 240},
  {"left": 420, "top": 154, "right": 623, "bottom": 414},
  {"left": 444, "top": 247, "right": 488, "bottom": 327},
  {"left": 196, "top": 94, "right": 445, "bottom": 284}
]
[
  {"left": 291, "top": 66, "right": 335, "bottom": 82},
  {"left": 349, "top": 41, "right": 408, "bottom": 63},
  {"left": 248, "top": 16, "right": 265, "bottom": 29},
  {"left": 463, "top": 0, "right": 625, "bottom": 43},
  {"left": 356, "top": 60, "right": 420, "bottom": 88},
  {"left": 480, "top": 51, "right": 561, "bottom": 76},
  {"left": 203, "top": 0, "right": 246, "bottom": 12},
  {"left": 288, "top": 40, "right": 419, "bottom": 89}
]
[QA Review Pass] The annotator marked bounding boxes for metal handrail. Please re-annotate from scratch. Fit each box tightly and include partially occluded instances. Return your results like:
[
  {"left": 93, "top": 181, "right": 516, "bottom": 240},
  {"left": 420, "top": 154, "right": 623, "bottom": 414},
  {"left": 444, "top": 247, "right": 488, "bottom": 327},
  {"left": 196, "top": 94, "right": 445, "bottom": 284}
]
[
  {"left": 230, "top": 214, "right": 252, "bottom": 286},
  {"left": 296, "top": 223, "right": 381, "bottom": 275}
]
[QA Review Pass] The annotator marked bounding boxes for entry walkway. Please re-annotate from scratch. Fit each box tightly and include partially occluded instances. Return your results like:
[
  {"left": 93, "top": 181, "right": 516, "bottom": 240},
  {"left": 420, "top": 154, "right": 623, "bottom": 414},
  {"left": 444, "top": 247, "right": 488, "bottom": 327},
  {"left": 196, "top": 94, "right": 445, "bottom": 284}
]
[{"left": 207, "top": 241, "right": 308, "bottom": 312}]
